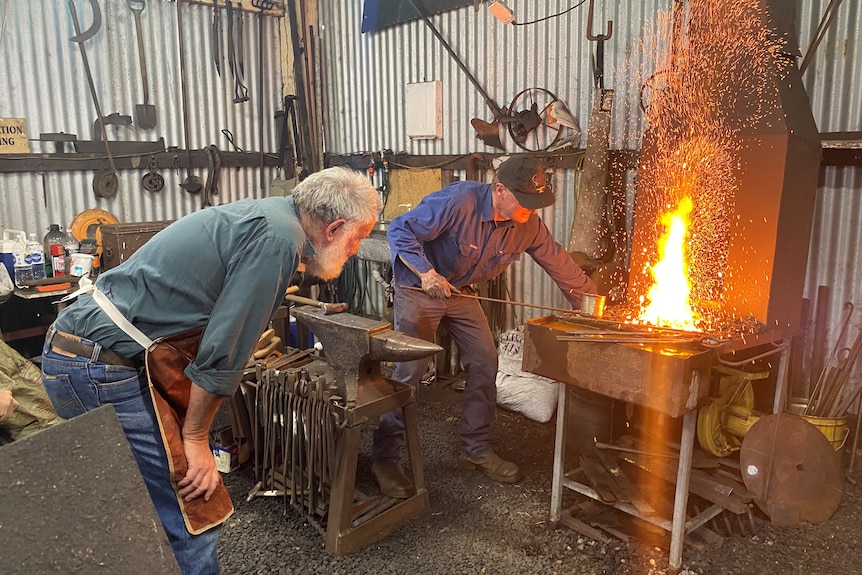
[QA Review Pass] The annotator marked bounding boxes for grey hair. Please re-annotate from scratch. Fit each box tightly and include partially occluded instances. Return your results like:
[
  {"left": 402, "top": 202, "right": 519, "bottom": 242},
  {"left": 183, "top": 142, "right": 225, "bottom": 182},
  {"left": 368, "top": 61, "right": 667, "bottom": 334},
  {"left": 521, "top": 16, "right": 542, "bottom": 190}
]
[{"left": 291, "top": 166, "right": 382, "bottom": 227}]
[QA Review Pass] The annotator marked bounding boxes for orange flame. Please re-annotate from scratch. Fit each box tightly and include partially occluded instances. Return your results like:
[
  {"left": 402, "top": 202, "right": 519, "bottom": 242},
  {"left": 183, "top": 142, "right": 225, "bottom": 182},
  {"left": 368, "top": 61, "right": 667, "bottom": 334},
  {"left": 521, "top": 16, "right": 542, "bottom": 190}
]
[{"left": 638, "top": 197, "right": 700, "bottom": 331}]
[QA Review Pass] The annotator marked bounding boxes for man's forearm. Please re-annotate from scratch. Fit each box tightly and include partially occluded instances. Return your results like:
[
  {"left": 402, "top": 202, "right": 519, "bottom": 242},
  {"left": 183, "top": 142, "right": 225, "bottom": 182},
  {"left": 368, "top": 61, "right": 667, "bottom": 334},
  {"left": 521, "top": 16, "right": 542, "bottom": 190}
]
[{"left": 183, "top": 384, "right": 225, "bottom": 441}]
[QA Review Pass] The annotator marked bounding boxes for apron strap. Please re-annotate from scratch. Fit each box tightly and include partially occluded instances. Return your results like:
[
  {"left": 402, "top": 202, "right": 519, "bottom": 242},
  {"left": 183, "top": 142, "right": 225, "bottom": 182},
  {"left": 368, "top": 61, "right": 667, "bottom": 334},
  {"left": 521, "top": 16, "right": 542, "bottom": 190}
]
[{"left": 60, "top": 276, "right": 155, "bottom": 350}]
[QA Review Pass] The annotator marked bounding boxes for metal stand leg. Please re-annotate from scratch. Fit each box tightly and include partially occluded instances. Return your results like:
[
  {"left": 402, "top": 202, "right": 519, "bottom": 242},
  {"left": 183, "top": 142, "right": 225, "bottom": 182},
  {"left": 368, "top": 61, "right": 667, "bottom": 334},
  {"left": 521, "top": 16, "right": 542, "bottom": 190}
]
[
  {"left": 772, "top": 344, "right": 790, "bottom": 415},
  {"left": 849, "top": 392, "right": 862, "bottom": 473},
  {"left": 550, "top": 382, "right": 568, "bottom": 528},
  {"left": 669, "top": 409, "right": 697, "bottom": 571}
]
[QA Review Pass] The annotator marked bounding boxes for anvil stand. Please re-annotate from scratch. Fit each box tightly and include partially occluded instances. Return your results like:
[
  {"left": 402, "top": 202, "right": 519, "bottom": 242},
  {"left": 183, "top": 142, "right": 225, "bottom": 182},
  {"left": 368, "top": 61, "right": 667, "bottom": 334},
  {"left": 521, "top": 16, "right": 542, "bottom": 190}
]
[{"left": 291, "top": 306, "right": 442, "bottom": 555}]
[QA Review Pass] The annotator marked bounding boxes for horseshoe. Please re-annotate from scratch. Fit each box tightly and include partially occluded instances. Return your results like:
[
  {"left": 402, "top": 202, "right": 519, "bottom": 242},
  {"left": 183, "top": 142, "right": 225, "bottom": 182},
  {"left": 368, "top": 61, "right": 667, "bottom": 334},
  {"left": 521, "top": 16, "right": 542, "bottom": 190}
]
[{"left": 69, "top": 0, "right": 102, "bottom": 44}]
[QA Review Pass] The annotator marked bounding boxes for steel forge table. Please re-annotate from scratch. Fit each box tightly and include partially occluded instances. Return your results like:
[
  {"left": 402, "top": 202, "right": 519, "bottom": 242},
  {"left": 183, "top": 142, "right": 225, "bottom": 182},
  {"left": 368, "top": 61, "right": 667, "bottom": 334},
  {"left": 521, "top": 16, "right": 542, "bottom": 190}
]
[{"left": 522, "top": 315, "right": 789, "bottom": 570}]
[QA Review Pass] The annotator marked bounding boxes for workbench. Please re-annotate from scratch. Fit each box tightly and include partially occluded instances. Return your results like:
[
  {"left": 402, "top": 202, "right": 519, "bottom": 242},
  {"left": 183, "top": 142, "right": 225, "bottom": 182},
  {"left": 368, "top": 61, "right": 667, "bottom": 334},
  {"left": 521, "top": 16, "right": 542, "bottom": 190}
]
[
  {"left": 0, "top": 287, "right": 72, "bottom": 354},
  {"left": 522, "top": 316, "right": 790, "bottom": 570}
]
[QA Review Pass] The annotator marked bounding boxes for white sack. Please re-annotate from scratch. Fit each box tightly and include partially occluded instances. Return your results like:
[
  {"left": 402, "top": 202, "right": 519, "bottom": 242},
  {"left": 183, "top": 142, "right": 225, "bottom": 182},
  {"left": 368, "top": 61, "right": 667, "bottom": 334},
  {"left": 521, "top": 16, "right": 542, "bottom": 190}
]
[{"left": 495, "top": 328, "right": 558, "bottom": 423}]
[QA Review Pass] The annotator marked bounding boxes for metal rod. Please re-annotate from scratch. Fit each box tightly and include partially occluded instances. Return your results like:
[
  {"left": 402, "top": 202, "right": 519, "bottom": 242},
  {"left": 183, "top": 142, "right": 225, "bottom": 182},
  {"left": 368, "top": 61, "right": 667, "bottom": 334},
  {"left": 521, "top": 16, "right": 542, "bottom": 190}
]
[
  {"left": 594, "top": 442, "right": 679, "bottom": 459},
  {"left": 402, "top": 285, "right": 575, "bottom": 315},
  {"left": 69, "top": 0, "right": 116, "bottom": 174},
  {"left": 404, "top": 0, "right": 504, "bottom": 118},
  {"left": 558, "top": 335, "right": 701, "bottom": 345}
]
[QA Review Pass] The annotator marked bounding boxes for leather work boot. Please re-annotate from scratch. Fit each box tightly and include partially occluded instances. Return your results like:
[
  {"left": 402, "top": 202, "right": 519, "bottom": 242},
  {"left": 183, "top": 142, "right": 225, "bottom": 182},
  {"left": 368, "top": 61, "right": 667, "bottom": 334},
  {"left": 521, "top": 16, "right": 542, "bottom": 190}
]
[
  {"left": 371, "top": 463, "right": 415, "bottom": 499},
  {"left": 459, "top": 450, "right": 521, "bottom": 484}
]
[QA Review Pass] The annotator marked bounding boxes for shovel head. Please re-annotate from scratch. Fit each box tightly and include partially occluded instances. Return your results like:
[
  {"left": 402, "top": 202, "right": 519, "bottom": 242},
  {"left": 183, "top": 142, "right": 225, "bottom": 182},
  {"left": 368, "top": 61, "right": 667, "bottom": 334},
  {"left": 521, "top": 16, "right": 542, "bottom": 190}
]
[
  {"left": 470, "top": 118, "right": 505, "bottom": 150},
  {"left": 136, "top": 103, "right": 157, "bottom": 129}
]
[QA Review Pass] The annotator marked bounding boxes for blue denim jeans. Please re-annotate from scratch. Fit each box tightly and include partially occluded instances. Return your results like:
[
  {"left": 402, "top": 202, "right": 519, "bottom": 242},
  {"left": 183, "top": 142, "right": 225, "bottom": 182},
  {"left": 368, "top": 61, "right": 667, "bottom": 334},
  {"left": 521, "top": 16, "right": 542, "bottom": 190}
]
[
  {"left": 372, "top": 287, "right": 499, "bottom": 464},
  {"left": 41, "top": 332, "right": 222, "bottom": 575}
]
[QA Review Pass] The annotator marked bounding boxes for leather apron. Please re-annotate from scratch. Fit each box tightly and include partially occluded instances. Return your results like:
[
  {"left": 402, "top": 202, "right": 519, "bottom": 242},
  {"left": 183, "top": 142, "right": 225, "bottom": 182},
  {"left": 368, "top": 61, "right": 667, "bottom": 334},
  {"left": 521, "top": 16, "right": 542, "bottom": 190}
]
[
  {"left": 145, "top": 327, "right": 234, "bottom": 534},
  {"left": 61, "top": 278, "right": 234, "bottom": 534}
]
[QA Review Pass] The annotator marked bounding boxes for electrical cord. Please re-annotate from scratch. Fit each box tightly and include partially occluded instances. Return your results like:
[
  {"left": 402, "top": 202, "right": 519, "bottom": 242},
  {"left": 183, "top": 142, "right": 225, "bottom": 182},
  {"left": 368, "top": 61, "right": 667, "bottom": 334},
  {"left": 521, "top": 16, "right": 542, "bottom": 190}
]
[{"left": 513, "top": 0, "right": 587, "bottom": 27}]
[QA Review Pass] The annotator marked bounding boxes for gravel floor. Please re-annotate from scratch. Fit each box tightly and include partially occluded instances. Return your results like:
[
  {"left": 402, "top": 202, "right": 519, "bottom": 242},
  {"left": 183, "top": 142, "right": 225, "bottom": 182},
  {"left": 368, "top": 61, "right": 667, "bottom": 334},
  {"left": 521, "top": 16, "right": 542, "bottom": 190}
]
[{"left": 218, "top": 384, "right": 862, "bottom": 575}]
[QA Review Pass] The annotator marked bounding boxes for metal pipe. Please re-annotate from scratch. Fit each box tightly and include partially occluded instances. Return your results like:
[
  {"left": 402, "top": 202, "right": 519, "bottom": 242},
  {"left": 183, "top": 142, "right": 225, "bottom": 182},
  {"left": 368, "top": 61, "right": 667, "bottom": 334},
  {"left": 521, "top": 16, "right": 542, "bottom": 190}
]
[{"left": 404, "top": 0, "right": 504, "bottom": 118}]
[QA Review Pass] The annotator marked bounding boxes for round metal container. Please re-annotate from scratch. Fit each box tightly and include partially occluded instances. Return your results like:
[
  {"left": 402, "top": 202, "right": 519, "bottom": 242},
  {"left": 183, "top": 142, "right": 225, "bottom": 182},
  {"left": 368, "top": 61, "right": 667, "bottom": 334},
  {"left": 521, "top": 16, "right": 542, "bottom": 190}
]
[{"left": 580, "top": 294, "right": 606, "bottom": 318}]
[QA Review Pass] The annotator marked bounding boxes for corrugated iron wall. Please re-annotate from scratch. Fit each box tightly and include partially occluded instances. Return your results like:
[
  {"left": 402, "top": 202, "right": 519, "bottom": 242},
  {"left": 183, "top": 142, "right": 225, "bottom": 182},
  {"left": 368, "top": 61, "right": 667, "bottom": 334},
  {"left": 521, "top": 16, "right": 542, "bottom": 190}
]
[
  {"left": 319, "top": 0, "right": 862, "bottom": 391},
  {"left": 320, "top": 0, "right": 656, "bottom": 154},
  {"left": 797, "top": 0, "right": 862, "bottom": 394},
  {"left": 0, "top": 0, "right": 283, "bottom": 236}
]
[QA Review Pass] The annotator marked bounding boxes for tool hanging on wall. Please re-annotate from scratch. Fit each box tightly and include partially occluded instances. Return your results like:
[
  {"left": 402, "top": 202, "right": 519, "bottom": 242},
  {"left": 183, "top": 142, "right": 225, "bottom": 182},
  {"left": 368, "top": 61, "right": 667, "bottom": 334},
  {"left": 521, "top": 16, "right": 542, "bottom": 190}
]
[
  {"left": 252, "top": 0, "right": 276, "bottom": 190},
  {"left": 36, "top": 164, "right": 48, "bottom": 208},
  {"left": 202, "top": 144, "right": 223, "bottom": 208},
  {"left": 68, "top": 0, "right": 118, "bottom": 198},
  {"left": 142, "top": 154, "right": 164, "bottom": 192},
  {"left": 212, "top": 0, "right": 223, "bottom": 77},
  {"left": 226, "top": 0, "right": 249, "bottom": 103},
  {"left": 175, "top": 0, "right": 203, "bottom": 193},
  {"left": 127, "top": 0, "right": 157, "bottom": 129},
  {"left": 270, "top": 96, "right": 299, "bottom": 196},
  {"left": 69, "top": 0, "right": 101, "bottom": 43}
]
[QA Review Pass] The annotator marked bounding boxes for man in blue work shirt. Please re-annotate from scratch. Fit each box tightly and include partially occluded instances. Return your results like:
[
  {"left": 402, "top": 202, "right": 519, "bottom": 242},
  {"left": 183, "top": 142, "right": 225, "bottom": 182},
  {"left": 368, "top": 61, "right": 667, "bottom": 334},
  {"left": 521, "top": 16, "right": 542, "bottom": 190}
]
[
  {"left": 372, "top": 155, "right": 597, "bottom": 498},
  {"left": 40, "top": 167, "right": 381, "bottom": 575}
]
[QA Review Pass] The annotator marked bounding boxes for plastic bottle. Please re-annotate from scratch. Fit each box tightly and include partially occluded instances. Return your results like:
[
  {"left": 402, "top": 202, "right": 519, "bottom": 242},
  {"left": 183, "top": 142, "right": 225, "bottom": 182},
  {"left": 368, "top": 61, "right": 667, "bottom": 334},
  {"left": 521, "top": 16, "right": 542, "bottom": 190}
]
[
  {"left": 25, "top": 233, "right": 46, "bottom": 280},
  {"left": 50, "top": 244, "right": 66, "bottom": 277},
  {"left": 11, "top": 234, "right": 32, "bottom": 288},
  {"left": 63, "top": 231, "right": 80, "bottom": 276},
  {"left": 43, "top": 224, "right": 66, "bottom": 278}
]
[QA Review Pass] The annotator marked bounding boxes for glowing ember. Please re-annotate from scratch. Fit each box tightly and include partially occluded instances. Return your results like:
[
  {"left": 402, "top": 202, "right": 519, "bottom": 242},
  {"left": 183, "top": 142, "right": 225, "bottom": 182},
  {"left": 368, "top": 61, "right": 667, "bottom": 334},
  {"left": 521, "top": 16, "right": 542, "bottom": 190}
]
[{"left": 637, "top": 197, "right": 699, "bottom": 331}]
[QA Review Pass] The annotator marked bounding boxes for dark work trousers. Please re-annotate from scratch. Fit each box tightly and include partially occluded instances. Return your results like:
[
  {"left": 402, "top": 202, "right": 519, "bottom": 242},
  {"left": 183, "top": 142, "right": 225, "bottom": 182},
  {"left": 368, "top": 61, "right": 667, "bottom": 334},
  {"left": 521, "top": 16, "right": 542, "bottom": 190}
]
[{"left": 372, "top": 286, "right": 498, "bottom": 463}]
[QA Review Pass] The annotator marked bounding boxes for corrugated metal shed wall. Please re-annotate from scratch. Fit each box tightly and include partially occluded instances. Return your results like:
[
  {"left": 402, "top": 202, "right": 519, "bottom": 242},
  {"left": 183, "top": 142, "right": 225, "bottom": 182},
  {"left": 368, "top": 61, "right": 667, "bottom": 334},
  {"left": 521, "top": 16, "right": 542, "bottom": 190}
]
[
  {"left": 320, "top": 0, "right": 862, "bottom": 390},
  {"left": 798, "top": 0, "right": 862, "bottom": 393},
  {"left": 320, "top": 0, "right": 665, "bottom": 325},
  {"left": 0, "top": 0, "right": 283, "bottom": 235}
]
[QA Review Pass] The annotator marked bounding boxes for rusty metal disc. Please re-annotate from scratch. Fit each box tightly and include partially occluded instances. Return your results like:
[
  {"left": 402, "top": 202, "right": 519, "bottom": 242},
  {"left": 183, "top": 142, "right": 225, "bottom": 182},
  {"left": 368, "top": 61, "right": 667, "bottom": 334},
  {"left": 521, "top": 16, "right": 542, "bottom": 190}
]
[
  {"left": 92, "top": 169, "right": 119, "bottom": 198},
  {"left": 740, "top": 413, "right": 843, "bottom": 526},
  {"left": 141, "top": 171, "right": 164, "bottom": 192}
]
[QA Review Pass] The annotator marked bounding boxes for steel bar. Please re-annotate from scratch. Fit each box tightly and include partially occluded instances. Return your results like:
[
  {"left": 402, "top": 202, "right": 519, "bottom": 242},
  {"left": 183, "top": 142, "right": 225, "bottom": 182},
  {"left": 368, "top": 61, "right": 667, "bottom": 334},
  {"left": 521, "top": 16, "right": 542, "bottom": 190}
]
[
  {"left": 558, "top": 335, "right": 701, "bottom": 345},
  {"left": 594, "top": 441, "right": 680, "bottom": 459},
  {"left": 403, "top": 285, "right": 574, "bottom": 315}
]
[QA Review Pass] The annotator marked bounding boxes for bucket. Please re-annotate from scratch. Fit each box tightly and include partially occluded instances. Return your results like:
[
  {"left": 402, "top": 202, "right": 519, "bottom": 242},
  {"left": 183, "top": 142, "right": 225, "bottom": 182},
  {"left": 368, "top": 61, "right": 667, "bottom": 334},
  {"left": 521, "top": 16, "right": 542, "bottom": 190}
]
[
  {"left": 69, "top": 253, "right": 95, "bottom": 277},
  {"left": 580, "top": 294, "right": 606, "bottom": 318},
  {"left": 786, "top": 402, "right": 849, "bottom": 451}
]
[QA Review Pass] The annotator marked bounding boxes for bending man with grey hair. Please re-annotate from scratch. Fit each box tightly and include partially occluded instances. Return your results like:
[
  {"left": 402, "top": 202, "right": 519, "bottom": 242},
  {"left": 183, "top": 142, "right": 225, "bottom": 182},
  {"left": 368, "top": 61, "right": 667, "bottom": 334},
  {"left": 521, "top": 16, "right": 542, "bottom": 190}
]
[{"left": 41, "top": 167, "right": 381, "bottom": 575}]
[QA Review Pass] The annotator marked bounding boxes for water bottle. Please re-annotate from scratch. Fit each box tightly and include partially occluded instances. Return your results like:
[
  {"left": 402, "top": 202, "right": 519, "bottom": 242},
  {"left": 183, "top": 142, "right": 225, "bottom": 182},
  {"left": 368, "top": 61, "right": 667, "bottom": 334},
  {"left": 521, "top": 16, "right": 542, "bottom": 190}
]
[
  {"left": 43, "top": 224, "right": 66, "bottom": 278},
  {"left": 25, "top": 233, "right": 46, "bottom": 280},
  {"left": 11, "top": 235, "right": 33, "bottom": 288},
  {"left": 63, "top": 231, "right": 80, "bottom": 276}
]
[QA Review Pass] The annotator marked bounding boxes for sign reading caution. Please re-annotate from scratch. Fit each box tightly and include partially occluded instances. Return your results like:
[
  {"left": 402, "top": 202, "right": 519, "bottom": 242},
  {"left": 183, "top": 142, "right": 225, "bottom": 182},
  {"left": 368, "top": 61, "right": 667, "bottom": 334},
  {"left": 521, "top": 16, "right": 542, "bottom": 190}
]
[{"left": 0, "top": 118, "right": 30, "bottom": 154}]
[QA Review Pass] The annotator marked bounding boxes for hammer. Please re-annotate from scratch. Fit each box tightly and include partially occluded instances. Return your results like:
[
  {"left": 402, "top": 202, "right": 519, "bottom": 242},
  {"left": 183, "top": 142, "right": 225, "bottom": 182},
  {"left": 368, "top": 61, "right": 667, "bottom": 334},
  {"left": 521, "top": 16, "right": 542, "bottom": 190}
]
[{"left": 284, "top": 285, "right": 348, "bottom": 315}]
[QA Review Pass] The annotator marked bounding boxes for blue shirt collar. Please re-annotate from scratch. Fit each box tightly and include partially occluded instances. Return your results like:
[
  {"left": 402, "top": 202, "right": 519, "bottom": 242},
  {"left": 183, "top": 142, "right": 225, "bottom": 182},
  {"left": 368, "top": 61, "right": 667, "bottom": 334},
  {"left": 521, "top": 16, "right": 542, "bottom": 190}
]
[{"left": 482, "top": 182, "right": 515, "bottom": 227}]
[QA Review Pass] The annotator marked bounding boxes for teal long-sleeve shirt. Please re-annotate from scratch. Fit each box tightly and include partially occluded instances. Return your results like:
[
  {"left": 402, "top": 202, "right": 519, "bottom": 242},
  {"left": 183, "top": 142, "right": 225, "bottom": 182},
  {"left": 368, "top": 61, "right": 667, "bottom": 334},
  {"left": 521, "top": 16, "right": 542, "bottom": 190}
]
[{"left": 54, "top": 197, "right": 310, "bottom": 396}]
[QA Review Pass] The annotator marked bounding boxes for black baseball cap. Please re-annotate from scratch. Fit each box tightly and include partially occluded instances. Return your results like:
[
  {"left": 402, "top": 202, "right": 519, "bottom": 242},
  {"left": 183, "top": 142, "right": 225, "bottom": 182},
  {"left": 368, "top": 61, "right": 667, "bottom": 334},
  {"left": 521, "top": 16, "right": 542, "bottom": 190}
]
[{"left": 496, "top": 156, "right": 555, "bottom": 209}]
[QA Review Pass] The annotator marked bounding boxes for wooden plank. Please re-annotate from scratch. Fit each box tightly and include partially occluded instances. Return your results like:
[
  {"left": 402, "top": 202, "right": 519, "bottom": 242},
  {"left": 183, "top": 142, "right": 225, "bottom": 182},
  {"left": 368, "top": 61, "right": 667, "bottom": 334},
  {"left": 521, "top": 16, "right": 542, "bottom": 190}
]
[
  {"left": 384, "top": 169, "right": 453, "bottom": 222},
  {"left": 596, "top": 450, "right": 656, "bottom": 516},
  {"left": 0, "top": 151, "right": 276, "bottom": 173},
  {"left": 579, "top": 456, "right": 617, "bottom": 503},
  {"left": 625, "top": 453, "right": 750, "bottom": 515},
  {"left": 558, "top": 510, "right": 611, "bottom": 544}
]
